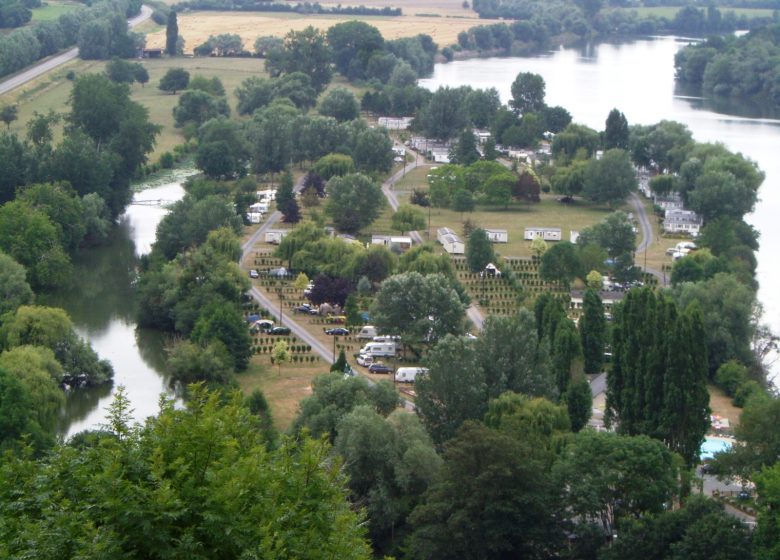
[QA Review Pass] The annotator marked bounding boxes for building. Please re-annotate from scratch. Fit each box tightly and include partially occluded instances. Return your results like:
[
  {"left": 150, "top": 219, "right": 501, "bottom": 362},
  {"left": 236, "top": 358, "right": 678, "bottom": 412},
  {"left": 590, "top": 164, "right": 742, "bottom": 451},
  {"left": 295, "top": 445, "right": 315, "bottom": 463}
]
[
  {"left": 570, "top": 230, "right": 580, "bottom": 244},
  {"left": 524, "top": 227, "right": 562, "bottom": 241},
  {"left": 256, "top": 189, "right": 276, "bottom": 202},
  {"left": 265, "top": 229, "right": 290, "bottom": 244},
  {"left": 654, "top": 192, "right": 684, "bottom": 211},
  {"left": 378, "top": 116, "right": 413, "bottom": 130},
  {"left": 570, "top": 290, "right": 625, "bottom": 310},
  {"left": 484, "top": 228, "right": 508, "bottom": 243},
  {"left": 371, "top": 235, "right": 413, "bottom": 252},
  {"left": 246, "top": 212, "right": 263, "bottom": 224},
  {"left": 437, "top": 227, "right": 457, "bottom": 244},
  {"left": 663, "top": 209, "right": 703, "bottom": 235},
  {"left": 441, "top": 233, "right": 465, "bottom": 254}
]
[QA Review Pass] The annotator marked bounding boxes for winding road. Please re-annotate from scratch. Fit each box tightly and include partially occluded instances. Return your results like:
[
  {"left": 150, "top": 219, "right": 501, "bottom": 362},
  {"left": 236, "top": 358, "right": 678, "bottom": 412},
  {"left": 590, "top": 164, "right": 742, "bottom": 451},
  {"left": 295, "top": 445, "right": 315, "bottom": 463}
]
[
  {"left": 628, "top": 192, "right": 666, "bottom": 286},
  {"left": 0, "top": 5, "right": 153, "bottom": 96}
]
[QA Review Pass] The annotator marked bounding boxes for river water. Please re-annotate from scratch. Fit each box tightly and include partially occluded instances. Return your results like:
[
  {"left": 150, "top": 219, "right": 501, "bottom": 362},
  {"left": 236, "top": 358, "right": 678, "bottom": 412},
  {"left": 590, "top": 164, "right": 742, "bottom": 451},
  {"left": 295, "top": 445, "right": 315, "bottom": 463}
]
[
  {"left": 420, "top": 36, "right": 780, "bottom": 378},
  {"left": 44, "top": 181, "right": 185, "bottom": 437}
]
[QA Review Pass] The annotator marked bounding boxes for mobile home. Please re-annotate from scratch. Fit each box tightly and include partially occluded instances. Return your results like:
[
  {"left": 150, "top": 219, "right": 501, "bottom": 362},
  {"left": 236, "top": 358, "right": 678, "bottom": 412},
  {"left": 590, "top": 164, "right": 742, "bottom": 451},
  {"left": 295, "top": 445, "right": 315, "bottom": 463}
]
[
  {"left": 360, "top": 341, "right": 397, "bottom": 357},
  {"left": 394, "top": 367, "right": 428, "bottom": 383},
  {"left": 484, "top": 228, "right": 508, "bottom": 243},
  {"left": 265, "top": 229, "right": 290, "bottom": 244},
  {"left": 524, "top": 227, "right": 562, "bottom": 241}
]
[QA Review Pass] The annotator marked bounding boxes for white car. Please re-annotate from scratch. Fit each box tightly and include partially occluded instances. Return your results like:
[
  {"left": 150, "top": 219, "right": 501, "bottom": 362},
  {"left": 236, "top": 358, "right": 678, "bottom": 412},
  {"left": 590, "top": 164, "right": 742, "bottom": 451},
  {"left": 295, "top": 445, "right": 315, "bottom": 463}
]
[
  {"left": 249, "top": 269, "right": 259, "bottom": 279},
  {"left": 356, "top": 354, "right": 374, "bottom": 367}
]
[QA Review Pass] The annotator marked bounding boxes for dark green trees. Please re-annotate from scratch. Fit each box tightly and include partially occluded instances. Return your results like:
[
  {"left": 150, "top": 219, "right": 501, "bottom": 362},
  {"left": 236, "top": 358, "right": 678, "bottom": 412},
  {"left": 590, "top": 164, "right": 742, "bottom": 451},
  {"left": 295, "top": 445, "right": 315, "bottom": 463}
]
[
  {"left": 606, "top": 288, "right": 710, "bottom": 466},
  {"left": 604, "top": 108, "right": 629, "bottom": 150},
  {"left": 165, "top": 9, "right": 178, "bottom": 56},
  {"left": 465, "top": 228, "right": 495, "bottom": 272},
  {"left": 579, "top": 289, "right": 606, "bottom": 374}
]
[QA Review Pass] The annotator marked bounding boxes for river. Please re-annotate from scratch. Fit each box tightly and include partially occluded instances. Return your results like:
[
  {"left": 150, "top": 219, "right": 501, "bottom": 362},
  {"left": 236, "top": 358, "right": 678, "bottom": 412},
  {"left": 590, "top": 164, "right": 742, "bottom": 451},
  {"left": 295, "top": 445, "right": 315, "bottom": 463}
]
[
  {"left": 420, "top": 36, "right": 780, "bottom": 379},
  {"left": 43, "top": 181, "right": 186, "bottom": 438}
]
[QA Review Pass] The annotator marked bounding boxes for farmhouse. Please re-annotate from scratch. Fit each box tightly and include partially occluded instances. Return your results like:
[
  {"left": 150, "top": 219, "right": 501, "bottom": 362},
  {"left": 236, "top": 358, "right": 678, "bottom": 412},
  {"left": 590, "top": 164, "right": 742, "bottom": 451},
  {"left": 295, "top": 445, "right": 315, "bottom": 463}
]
[
  {"left": 265, "top": 229, "right": 290, "bottom": 244},
  {"left": 524, "top": 227, "right": 562, "bottom": 241},
  {"left": 484, "top": 228, "right": 508, "bottom": 243},
  {"left": 663, "top": 209, "right": 703, "bottom": 235},
  {"left": 371, "top": 235, "right": 413, "bottom": 252}
]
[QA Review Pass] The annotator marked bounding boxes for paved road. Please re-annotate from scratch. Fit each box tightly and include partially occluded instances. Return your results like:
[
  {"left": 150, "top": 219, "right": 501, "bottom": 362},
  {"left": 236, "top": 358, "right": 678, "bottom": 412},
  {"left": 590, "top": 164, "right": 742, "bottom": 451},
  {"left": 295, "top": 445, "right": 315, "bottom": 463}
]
[
  {"left": 0, "top": 5, "right": 153, "bottom": 96},
  {"left": 383, "top": 154, "right": 485, "bottom": 330},
  {"left": 628, "top": 192, "right": 667, "bottom": 285}
]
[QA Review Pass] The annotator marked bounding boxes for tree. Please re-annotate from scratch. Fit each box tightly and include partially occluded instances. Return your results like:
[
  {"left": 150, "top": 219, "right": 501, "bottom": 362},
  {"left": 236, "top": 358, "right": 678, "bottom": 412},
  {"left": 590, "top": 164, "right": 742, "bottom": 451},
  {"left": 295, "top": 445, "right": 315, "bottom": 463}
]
[
  {"left": 0, "top": 366, "right": 51, "bottom": 454},
  {"left": 133, "top": 64, "right": 149, "bottom": 87},
  {"left": 582, "top": 148, "right": 637, "bottom": 205},
  {"left": 167, "top": 339, "right": 234, "bottom": 386},
  {"left": 553, "top": 430, "right": 681, "bottom": 537},
  {"left": 552, "top": 318, "right": 582, "bottom": 394},
  {"left": 539, "top": 241, "right": 581, "bottom": 287},
  {"left": 509, "top": 71, "right": 545, "bottom": 114},
  {"left": 579, "top": 289, "right": 606, "bottom": 374},
  {"left": 191, "top": 303, "right": 252, "bottom": 371},
  {"left": 326, "top": 174, "right": 385, "bottom": 234},
  {"left": 266, "top": 26, "right": 332, "bottom": 92},
  {"left": 713, "top": 396, "right": 780, "bottom": 479},
  {"left": 319, "top": 88, "right": 359, "bottom": 122},
  {"left": 165, "top": 9, "right": 178, "bottom": 56},
  {"left": 418, "top": 86, "right": 469, "bottom": 141},
  {"left": 17, "top": 181, "right": 87, "bottom": 252},
  {"left": 294, "top": 372, "right": 399, "bottom": 441},
  {"left": 173, "top": 90, "right": 229, "bottom": 127},
  {"left": 513, "top": 167, "right": 541, "bottom": 203},
  {"left": 449, "top": 128, "right": 480, "bottom": 165},
  {"left": 465, "top": 228, "right": 495, "bottom": 272},
  {"left": 105, "top": 57, "right": 136, "bottom": 83},
  {"left": 326, "top": 20, "right": 383, "bottom": 80},
  {"left": 530, "top": 237, "right": 548, "bottom": 257},
  {"left": 604, "top": 108, "right": 629, "bottom": 150},
  {"left": 477, "top": 311, "right": 556, "bottom": 400},
  {"left": 481, "top": 171, "right": 515, "bottom": 208},
  {"left": 408, "top": 421, "right": 560, "bottom": 558},
  {"left": 271, "top": 340, "right": 290, "bottom": 375},
  {"left": 353, "top": 127, "right": 393, "bottom": 173},
  {"left": 0, "top": 387, "right": 372, "bottom": 558},
  {"left": 1, "top": 305, "right": 112, "bottom": 386},
  {"left": 313, "top": 153, "right": 355, "bottom": 179},
  {"left": 565, "top": 376, "right": 592, "bottom": 432},
  {"left": 0, "top": 252, "right": 33, "bottom": 316},
  {"left": 0, "top": 105, "right": 18, "bottom": 128},
  {"left": 391, "top": 204, "right": 426, "bottom": 235},
  {"left": 371, "top": 272, "right": 465, "bottom": 349},
  {"left": 451, "top": 188, "right": 474, "bottom": 219},
  {"left": 586, "top": 269, "right": 603, "bottom": 289},
  {"left": 158, "top": 67, "right": 189, "bottom": 94}
]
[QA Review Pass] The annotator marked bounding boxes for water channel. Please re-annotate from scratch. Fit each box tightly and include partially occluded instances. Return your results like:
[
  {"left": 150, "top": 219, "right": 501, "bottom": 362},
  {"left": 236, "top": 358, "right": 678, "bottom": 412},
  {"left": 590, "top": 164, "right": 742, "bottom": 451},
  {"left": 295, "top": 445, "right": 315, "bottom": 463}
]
[
  {"left": 420, "top": 36, "right": 780, "bottom": 379},
  {"left": 51, "top": 36, "right": 780, "bottom": 436},
  {"left": 44, "top": 181, "right": 186, "bottom": 437}
]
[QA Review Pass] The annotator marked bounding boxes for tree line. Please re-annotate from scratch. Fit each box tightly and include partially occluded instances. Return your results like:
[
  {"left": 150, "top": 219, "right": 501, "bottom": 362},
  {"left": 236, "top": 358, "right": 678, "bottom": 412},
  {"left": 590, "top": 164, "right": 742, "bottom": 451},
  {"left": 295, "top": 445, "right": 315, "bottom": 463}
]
[
  {"left": 0, "top": 0, "right": 141, "bottom": 79},
  {"left": 675, "top": 23, "right": 780, "bottom": 107}
]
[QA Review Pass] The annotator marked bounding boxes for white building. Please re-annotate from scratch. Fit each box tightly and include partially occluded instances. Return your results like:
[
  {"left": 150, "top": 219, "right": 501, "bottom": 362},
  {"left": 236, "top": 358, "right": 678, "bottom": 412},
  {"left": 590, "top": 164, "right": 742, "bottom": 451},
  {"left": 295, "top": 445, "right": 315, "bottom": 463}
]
[
  {"left": 663, "top": 209, "right": 703, "bottom": 236},
  {"left": 570, "top": 290, "right": 625, "bottom": 310},
  {"left": 437, "top": 227, "right": 457, "bottom": 244},
  {"left": 441, "top": 233, "right": 465, "bottom": 254},
  {"left": 524, "top": 227, "right": 562, "bottom": 241},
  {"left": 246, "top": 212, "right": 263, "bottom": 224},
  {"left": 265, "top": 229, "right": 291, "bottom": 244},
  {"left": 371, "top": 235, "right": 413, "bottom": 252},
  {"left": 256, "top": 189, "right": 276, "bottom": 202},
  {"left": 484, "top": 228, "right": 508, "bottom": 243},
  {"left": 654, "top": 192, "right": 684, "bottom": 211},
  {"left": 378, "top": 116, "right": 413, "bottom": 130}
]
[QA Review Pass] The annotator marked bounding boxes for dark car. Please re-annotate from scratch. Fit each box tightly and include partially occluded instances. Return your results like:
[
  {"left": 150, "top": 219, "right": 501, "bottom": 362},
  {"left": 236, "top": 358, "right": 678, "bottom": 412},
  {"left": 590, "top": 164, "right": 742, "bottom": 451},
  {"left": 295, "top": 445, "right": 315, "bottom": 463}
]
[
  {"left": 368, "top": 363, "right": 393, "bottom": 374},
  {"left": 325, "top": 327, "right": 350, "bottom": 336},
  {"left": 269, "top": 326, "right": 291, "bottom": 335}
]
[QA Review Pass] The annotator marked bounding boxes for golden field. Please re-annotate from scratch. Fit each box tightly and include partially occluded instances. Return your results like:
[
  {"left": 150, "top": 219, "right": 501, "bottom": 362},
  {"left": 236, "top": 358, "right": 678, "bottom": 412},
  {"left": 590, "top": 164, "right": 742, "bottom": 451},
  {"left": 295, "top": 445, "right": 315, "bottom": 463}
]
[{"left": 144, "top": 10, "right": 501, "bottom": 53}]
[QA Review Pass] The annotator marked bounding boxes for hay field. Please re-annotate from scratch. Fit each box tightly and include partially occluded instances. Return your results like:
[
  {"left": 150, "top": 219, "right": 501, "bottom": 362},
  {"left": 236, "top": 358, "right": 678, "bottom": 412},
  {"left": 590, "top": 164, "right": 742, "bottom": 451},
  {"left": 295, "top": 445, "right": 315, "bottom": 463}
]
[{"left": 145, "top": 10, "right": 500, "bottom": 53}]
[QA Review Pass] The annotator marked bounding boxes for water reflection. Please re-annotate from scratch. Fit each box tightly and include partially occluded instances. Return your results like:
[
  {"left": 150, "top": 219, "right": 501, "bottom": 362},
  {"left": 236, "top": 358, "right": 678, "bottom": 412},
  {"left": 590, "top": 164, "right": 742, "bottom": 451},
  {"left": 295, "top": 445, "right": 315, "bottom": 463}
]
[{"left": 45, "top": 181, "right": 186, "bottom": 437}]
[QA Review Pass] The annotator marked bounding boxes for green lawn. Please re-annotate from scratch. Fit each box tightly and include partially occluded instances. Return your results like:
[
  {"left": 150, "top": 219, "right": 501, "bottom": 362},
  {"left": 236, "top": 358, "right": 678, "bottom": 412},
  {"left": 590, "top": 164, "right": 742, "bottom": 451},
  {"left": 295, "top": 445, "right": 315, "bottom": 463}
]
[{"left": 31, "top": 1, "right": 82, "bottom": 22}]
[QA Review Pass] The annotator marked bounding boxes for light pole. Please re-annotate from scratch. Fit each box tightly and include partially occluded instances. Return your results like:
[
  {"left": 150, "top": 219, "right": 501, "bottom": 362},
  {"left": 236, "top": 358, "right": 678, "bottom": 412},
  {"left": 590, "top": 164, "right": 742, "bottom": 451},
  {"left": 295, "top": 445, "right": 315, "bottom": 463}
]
[{"left": 332, "top": 335, "right": 338, "bottom": 363}]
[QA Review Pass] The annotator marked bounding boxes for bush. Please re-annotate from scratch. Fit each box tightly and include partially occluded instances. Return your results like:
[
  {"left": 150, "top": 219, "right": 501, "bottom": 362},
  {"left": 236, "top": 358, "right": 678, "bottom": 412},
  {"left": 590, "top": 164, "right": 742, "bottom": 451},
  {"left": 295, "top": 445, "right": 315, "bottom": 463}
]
[
  {"left": 159, "top": 152, "right": 175, "bottom": 169},
  {"left": 715, "top": 360, "right": 748, "bottom": 397},
  {"left": 66, "top": 70, "right": 75, "bottom": 80},
  {"left": 151, "top": 10, "right": 167, "bottom": 24},
  {"left": 733, "top": 380, "right": 762, "bottom": 408}
]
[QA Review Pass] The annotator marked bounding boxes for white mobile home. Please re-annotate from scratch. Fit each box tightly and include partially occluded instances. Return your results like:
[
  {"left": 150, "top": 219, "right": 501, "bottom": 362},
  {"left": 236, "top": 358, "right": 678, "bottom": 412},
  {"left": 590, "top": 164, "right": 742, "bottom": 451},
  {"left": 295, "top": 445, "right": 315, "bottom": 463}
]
[
  {"left": 246, "top": 212, "right": 263, "bottom": 224},
  {"left": 395, "top": 367, "right": 428, "bottom": 383},
  {"left": 437, "top": 227, "right": 457, "bottom": 244},
  {"left": 256, "top": 189, "right": 276, "bottom": 202},
  {"left": 264, "top": 229, "right": 290, "bottom": 244},
  {"left": 484, "top": 228, "right": 508, "bottom": 243},
  {"left": 524, "top": 227, "right": 562, "bottom": 241},
  {"left": 360, "top": 342, "right": 398, "bottom": 358},
  {"left": 441, "top": 234, "right": 465, "bottom": 255},
  {"left": 371, "top": 235, "right": 413, "bottom": 252}
]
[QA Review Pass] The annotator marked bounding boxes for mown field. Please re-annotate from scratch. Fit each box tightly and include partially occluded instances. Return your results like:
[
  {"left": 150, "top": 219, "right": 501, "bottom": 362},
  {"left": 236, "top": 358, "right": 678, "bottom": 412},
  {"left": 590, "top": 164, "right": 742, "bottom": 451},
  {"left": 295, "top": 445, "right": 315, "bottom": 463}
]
[
  {"left": 30, "top": 0, "right": 82, "bottom": 22},
  {"left": 144, "top": 10, "right": 500, "bottom": 54}
]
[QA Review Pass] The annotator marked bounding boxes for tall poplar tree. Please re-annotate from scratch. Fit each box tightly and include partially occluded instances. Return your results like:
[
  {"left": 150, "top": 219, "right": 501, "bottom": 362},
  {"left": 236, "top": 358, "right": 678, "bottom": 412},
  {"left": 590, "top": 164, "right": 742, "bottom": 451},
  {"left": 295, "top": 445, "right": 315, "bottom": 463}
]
[
  {"left": 579, "top": 289, "right": 606, "bottom": 374},
  {"left": 553, "top": 319, "right": 582, "bottom": 395},
  {"left": 166, "top": 10, "right": 179, "bottom": 56}
]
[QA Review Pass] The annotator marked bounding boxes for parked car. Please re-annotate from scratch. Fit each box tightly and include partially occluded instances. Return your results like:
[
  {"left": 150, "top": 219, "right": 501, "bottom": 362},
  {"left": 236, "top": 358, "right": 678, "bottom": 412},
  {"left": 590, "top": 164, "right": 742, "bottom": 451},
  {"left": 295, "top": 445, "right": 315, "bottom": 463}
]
[
  {"left": 296, "top": 303, "right": 314, "bottom": 314},
  {"left": 325, "top": 327, "right": 350, "bottom": 336},
  {"left": 368, "top": 363, "right": 393, "bottom": 374},
  {"left": 249, "top": 269, "right": 259, "bottom": 279},
  {"left": 269, "top": 326, "right": 291, "bottom": 335},
  {"left": 356, "top": 354, "right": 374, "bottom": 367}
]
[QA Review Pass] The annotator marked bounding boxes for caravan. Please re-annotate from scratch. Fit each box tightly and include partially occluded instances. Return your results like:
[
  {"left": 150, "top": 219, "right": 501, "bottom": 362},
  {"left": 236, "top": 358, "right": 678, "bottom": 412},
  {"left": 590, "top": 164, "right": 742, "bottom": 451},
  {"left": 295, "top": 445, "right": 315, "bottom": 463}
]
[
  {"left": 359, "top": 341, "right": 398, "bottom": 358},
  {"left": 394, "top": 367, "right": 428, "bottom": 383}
]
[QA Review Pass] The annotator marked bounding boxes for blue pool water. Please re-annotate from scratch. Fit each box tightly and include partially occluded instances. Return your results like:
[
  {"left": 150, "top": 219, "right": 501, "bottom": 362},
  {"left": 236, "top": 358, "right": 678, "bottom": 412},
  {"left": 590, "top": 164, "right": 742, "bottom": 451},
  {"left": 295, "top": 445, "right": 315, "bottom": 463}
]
[{"left": 700, "top": 437, "right": 732, "bottom": 460}]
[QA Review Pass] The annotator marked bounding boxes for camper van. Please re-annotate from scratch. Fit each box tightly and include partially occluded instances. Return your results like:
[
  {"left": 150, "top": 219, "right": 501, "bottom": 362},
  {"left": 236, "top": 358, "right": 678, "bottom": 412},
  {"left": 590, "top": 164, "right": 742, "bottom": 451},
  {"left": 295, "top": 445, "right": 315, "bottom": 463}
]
[
  {"left": 356, "top": 326, "right": 378, "bottom": 340},
  {"left": 394, "top": 367, "right": 428, "bottom": 383},
  {"left": 360, "top": 341, "right": 397, "bottom": 358},
  {"left": 356, "top": 354, "right": 374, "bottom": 367}
]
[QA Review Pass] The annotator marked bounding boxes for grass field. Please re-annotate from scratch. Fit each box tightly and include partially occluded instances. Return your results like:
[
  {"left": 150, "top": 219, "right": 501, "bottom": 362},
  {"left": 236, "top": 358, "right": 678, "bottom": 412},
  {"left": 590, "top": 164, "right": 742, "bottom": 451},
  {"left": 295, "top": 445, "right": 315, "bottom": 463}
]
[
  {"left": 4, "top": 56, "right": 271, "bottom": 159},
  {"left": 619, "top": 6, "right": 775, "bottom": 18},
  {"left": 31, "top": 0, "right": 82, "bottom": 22},
  {"left": 144, "top": 10, "right": 500, "bottom": 54}
]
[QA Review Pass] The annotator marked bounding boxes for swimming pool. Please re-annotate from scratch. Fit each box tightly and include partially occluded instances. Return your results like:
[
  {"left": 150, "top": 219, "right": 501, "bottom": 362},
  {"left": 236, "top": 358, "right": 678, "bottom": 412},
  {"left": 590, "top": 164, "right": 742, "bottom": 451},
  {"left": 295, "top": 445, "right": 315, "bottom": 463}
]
[{"left": 700, "top": 437, "right": 732, "bottom": 460}]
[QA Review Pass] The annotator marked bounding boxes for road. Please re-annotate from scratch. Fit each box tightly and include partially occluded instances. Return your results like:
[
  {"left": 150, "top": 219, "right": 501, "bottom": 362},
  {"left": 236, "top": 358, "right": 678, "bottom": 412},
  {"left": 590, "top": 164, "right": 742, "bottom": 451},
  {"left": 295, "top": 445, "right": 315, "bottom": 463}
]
[
  {"left": 628, "top": 192, "right": 666, "bottom": 285},
  {"left": 0, "top": 5, "right": 153, "bottom": 96},
  {"left": 383, "top": 154, "right": 485, "bottom": 330}
]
